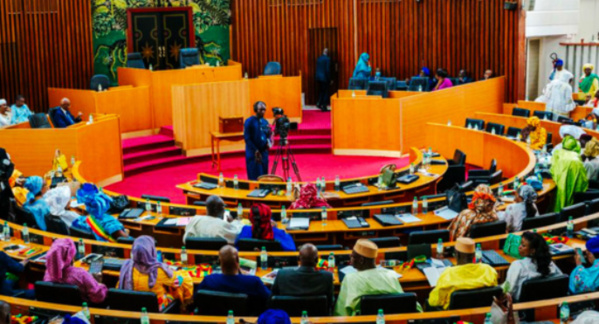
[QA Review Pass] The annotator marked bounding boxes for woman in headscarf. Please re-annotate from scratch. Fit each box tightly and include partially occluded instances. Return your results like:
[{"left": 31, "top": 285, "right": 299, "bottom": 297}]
[
  {"left": 44, "top": 238, "right": 107, "bottom": 304},
  {"left": 536, "top": 71, "right": 576, "bottom": 120},
  {"left": 579, "top": 63, "right": 599, "bottom": 101},
  {"left": 43, "top": 185, "right": 80, "bottom": 226},
  {"left": 9, "top": 169, "right": 28, "bottom": 207},
  {"left": 432, "top": 68, "right": 453, "bottom": 91},
  {"left": 583, "top": 138, "right": 599, "bottom": 182},
  {"left": 570, "top": 236, "right": 599, "bottom": 293},
  {"left": 70, "top": 183, "right": 127, "bottom": 242},
  {"left": 520, "top": 116, "right": 547, "bottom": 150},
  {"left": 448, "top": 184, "right": 498, "bottom": 240},
  {"left": 352, "top": 53, "right": 371, "bottom": 79},
  {"left": 290, "top": 183, "right": 331, "bottom": 210},
  {"left": 117, "top": 236, "right": 193, "bottom": 311},
  {"left": 235, "top": 203, "right": 296, "bottom": 251},
  {"left": 22, "top": 176, "right": 50, "bottom": 230},
  {"left": 551, "top": 136, "right": 589, "bottom": 211},
  {"left": 585, "top": 90, "right": 599, "bottom": 108},
  {"left": 553, "top": 124, "right": 586, "bottom": 152},
  {"left": 504, "top": 185, "right": 539, "bottom": 232}
]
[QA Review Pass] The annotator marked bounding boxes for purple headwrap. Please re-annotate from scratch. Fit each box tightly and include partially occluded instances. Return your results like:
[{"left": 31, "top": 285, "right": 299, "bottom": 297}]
[
  {"left": 118, "top": 236, "right": 173, "bottom": 290},
  {"left": 44, "top": 238, "right": 77, "bottom": 282}
]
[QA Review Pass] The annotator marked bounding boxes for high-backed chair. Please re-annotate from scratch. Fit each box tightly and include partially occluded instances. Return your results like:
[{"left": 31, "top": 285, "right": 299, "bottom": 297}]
[
  {"left": 560, "top": 202, "right": 587, "bottom": 221},
  {"left": 465, "top": 118, "right": 485, "bottom": 130},
  {"left": 395, "top": 80, "right": 408, "bottom": 91},
  {"left": 448, "top": 286, "right": 503, "bottom": 310},
  {"left": 470, "top": 220, "right": 506, "bottom": 238},
  {"left": 518, "top": 275, "right": 569, "bottom": 302},
  {"left": 28, "top": 113, "right": 52, "bottom": 129},
  {"left": 47, "top": 107, "right": 59, "bottom": 127},
  {"left": 45, "top": 214, "right": 70, "bottom": 235},
  {"left": 408, "top": 229, "right": 449, "bottom": 245},
  {"left": 314, "top": 244, "right": 346, "bottom": 251},
  {"left": 106, "top": 288, "right": 178, "bottom": 313},
  {"left": 348, "top": 78, "right": 367, "bottom": 90},
  {"left": 367, "top": 81, "right": 389, "bottom": 98},
  {"left": 238, "top": 238, "right": 282, "bottom": 251},
  {"left": 512, "top": 108, "right": 531, "bottom": 117},
  {"left": 407, "top": 77, "right": 431, "bottom": 92},
  {"left": 69, "top": 226, "right": 96, "bottom": 240},
  {"left": 185, "top": 237, "right": 228, "bottom": 250},
  {"left": 126, "top": 52, "right": 146, "bottom": 69},
  {"left": 369, "top": 237, "right": 401, "bottom": 248},
  {"left": 468, "top": 159, "right": 497, "bottom": 180},
  {"left": 533, "top": 110, "right": 553, "bottom": 120},
  {"left": 507, "top": 126, "right": 522, "bottom": 138},
  {"left": 269, "top": 295, "right": 328, "bottom": 316},
  {"left": 35, "top": 281, "right": 83, "bottom": 306},
  {"left": 90, "top": 74, "right": 110, "bottom": 91},
  {"left": 521, "top": 212, "right": 558, "bottom": 231},
  {"left": 485, "top": 122, "right": 505, "bottom": 135},
  {"left": 179, "top": 48, "right": 200, "bottom": 68},
  {"left": 263, "top": 62, "right": 282, "bottom": 75},
  {"left": 557, "top": 116, "right": 574, "bottom": 124},
  {"left": 438, "top": 149, "right": 467, "bottom": 192},
  {"left": 448, "top": 149, "right": 466, "bottom": 166},
  {"left": 360, "top": 293, "right": 419, "bottom": 315},
  {"left": 15, "top": 206, "right": 40, "bottom": 229},
  {"left": 116, "top": 236, "right": 135, "bottom": 244},
  {"left": 586, "top": 198, "right": 599, "bottom": 215},
  {"left": 195, "top": 290, "right": 248, "bottom": 316}
]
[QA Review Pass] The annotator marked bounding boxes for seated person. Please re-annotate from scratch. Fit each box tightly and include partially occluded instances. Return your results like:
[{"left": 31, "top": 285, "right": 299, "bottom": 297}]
[
  {"left": 551, "top": 136, "right": 588, "bottom": 211},
  {"left": 570, "top": 236, "right": 599, "bottom": 293},
  {"left": 432, "top": 68, "right": 452, "bottom": 91},
  {"left": 22, "top": 176, "right": 50, "bottom": 230},
  {"left": 457, "top": 69, "right": 473, "bottom": 84},
  {"left": 290, "top": 183, "right": 330, "bottom": 210},
  {"left": 428, "top": 237, "right": 498, "bottom": 309},
  {"left": 553, "top": 125, "right": 586, "bottom": 152},
  {"left": 579, "top": 64, "right": 599, "bottom": 102},
  {"left": 236, "top": 203, "right": 296, "bottom": 251},
  {"left": 118, "top": 236, "right": 193, "bottom": 311},
  {"left": 482, "top": 69, "right": 494, "bottom": 80},
  {"left": 448, "top": 184, "right": 498, "bottom": 240},
  {"left": 582, "top": 138, "right": 599, "bottom": 182},
  {"left": 44, "top": 238, "right": 107, "bottom": 304},
  {"left": 370, "top": 67, "right": 382, "bottom": 81},
  {"left": 502, "top": 231, "right": 562, "bottom": 301},
  {"left": 52, "top": 98, "right": 82, "bottom": 128},
  {"left": 272, "top": 244, "right": 334, "bottom": 311},
  {"left": 503, "top": 185, "right": 539, "bottom": 232},
  {"left": 0, "top": 252, "right": 34, "bottom": 299},
  {"left": 407, "top": 66, "right": 436, "bottom": 90},
  {"left": 9, "top": 169, "right": 28, "bottom": 206},
  {"left": 184, "top": 195, "right": 243, "bottom": 244},
  {"left": 335, "top": 239, "right": 417, "bottom": 316},
  {"left": 43, "top": 184, "right": 81, "bottom": 226},
  {"left": 71, "top": 183, "right": 127, "bottom": 242},
  {"left": 197, "top": 246, "right": 271, "bottom": 315},
  {"left": 10, "top": 95, "right": 32, "bottom": 125},
  {"left": 520, "top": 116, "right": 547, "bottom": 150},
  {"left": 584, "top": 90, "right": 599, "bottom": 108},
  {"left": 0, "top": 99, "right": 10, "bottom": 127}
]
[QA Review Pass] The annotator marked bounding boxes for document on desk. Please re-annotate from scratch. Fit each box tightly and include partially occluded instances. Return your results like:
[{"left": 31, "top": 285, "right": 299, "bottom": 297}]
[
  {"left": 397, "top": 214, "right": 422, "bottom": 223},
  {"left": 423, "top": 266, "right": 443, "bottom": 287},
  {"left": 434, "top": 206, "right": 458, "bottom": 220}
]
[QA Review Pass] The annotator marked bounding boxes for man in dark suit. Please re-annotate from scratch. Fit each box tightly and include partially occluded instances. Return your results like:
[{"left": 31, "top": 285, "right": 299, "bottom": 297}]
[
  {"left": 52, "top": 98, "right": 82, "bottom": 128},
  {"left": 315, "top": 48, "right": 331, "bottom": 112},
  {"left": 271, "top": 243, "right": 334, "bottom": 311}
]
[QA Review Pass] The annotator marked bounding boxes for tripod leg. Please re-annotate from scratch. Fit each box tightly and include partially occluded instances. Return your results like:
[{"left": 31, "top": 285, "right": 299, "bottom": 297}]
[{"left": 285, "top": 143, "right": 302, "bottom": 182}]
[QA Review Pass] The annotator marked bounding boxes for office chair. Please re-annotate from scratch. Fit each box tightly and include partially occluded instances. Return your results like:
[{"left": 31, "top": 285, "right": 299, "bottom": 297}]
[
  {"left": 270, "top": 295, "right": 329, "bottom": 316},
  {"left": 179, "top": 48, "right": 200, "bottom": 68},
  {"left": 465, "top": 118, "right": 485, "bottom": 130},
  {"left": 518, "top": 275, "right": 569, "bottom": 302},
  {"left": 15, "top": 206, "right": 40, "bottom": 229},
  {"left": 126, "top": 52, "right": 146, "bottom": 69},
  {"left": 28, "top": 113, "right": 52, "bottom": 129},
  {"left": 470, "top": 220, "right": 506, "bottom": 238},
  {"left": 196, "top": 290, "right": 248, "bottom": 316},
  {"left": 448, "top": 149, "right": 466, "bottom": 166},
  {"left": 586, "top": 198, "right": 599, "bottom": 215},
  {"left": 106, "top": 289, "right": 179, "bottom": 313},
  {"left": 185, "top": 237, "right": 228, "bottom": 250},
  {"left": 521, "top": 212, "right": 558, "bottom": 231},
  {"left": 559, "top": 202, "right": 587, "bottom": 220},
  {"left": 69, "top": 226, "right": 96, "bottom": 240},
  {"left": 407, "top": 243, "right": 432, "bottom": 260},
  {"left": 507, "top": 126, "right": 522, "bottom": 138},
  {"left": 438, "top": 149, "right": 467, "bottom": 192},
  {"left": 407, "top": 77, "right": 431, "bottom": 92},
  {"left": 314, "top": 244, "right": 346, "bottom": 251},
  {"left": 44, "top": 214, "right": 70, "bottom": 235},
  {"left": 485, "top": 122, "right": 505, "bottom": 135},
  {"left": 238, "top": 238, "right": 282, "bottom": 251},
  {"left": 360, "top": 293, "right": 419, "bottom": 315},
  {"left": 396, "top": 80, "right": 408, "bottom": 91},
  {"left": 557, "top": 116, "right": 574, "bottom": 124},
  {"left": 380, "top": 77, "right": 397, "bottom": 90},
  {"left": 116, "top": 236, "right": 135, "bottom": 244},
  {"left": 408, "top": 229, "right": 450, "bottom": 245},
  {"left": 35, "top": 281, "right": 83, "bottom": 306},
  {"left": 366, "top": 81, "right": 389, "bottom": 98},
  {"left": 448, "top": 286, "right": 503, "bottom": 310},
  {"left": 348, "top": 78, "right": 367, "bottom": 90},
  {"left": 512, "top": 107, "right": 531, "bottom": 117},
  {"left": 449, "top": 78, "right": 460, "bottom": 87},
  {"left": 468, "top": 159, "right": 497, "bottom": 179},
  {"left": 369, "top": 237, "right": 401, "bottom": 248},
  {"left": 263, "top": 62, "right": 282, "bottom": 75},
  {"left": 90, "top": 74, "right": 110, "bottom": 91},
  {"left": 533, "top": 111, "right": 553, "bottom": 120},
  {"left": 47, "top": 107, "right": 59, "bottom": 127}
]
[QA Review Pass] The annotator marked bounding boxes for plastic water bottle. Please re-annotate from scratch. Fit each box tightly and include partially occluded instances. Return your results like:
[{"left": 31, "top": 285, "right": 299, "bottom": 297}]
[
  {"left": 321, "top": 177, "right": 326, "bottom": 192},
  {"left": 411, "top": 197, "right": 418, "bottom": 215},
  {"left": 418, "top": 84, "right": 423, "bottom": 92},
  {"left": 376, "top": 309, "right": 385, "bottom": 324},
  {"left": 88, "top": 114, "right": 94, "bottom": 124},
  {"left": 467, "top": 123, "right": 472, "bottom": 130},
  {"left": 300, "top": 311, "right": 309, "bottom": 324},
  {"left": 422, "top": 197, "right": 429, "bottom": 214},
  {"left": 145, "top": 198, "right": 151, "bottom": 213},
  {"left": 286, "top": 177, "right": 292, "bottom": 196},
  {"left": 140, "top": 307, "right": 150, "bottom": 324},
  {"left": 281, "top": 205, "right": 288, "bottom": 223},
  {"left": 335, "top": 175, "right": 340, "bottom": 191},
  {"left": 517, "top": 132, "right": 522, "bottom": 141},
  {"left": 352, "top": 91, "right": 356, "bottom": 98},
  {"left": 78, "top": 238, "right": 85, "bottom": 256},
  {"left": 237, "top": 203, "right": 243, "bottom": 218},
  {"left": 560, "top": 301, "right": 570, "bottom": 324},
  {"left": 71, "top": 155, "right": 76, "bottom": 166},
  {"left": 22, "top": 223, "right": 30, "bottom": 244},
  {"left": 218, "top": 172, "right": 224, "bottom": 188},
  {"left": 226, "top": 310, "right": 235, "bottom": 324},
  {"left": 98, "top": 84, "right": 103, "bottom": 92},
  {"left": 498, "top": 182, "right": 504, "bottom": 196},
  {"left": 475, "top": 243, "right": 483, "bottom": 263},
  {"left": 156, "top": 250, "right": 163, "bottom": 263},
  {"left": 82, "top": 302, "right": 90, "bottom": 320},
  {"left": 514, "top": 177, "right": 520, "bottom": 189},
  {"left": 491, "top": 128, "right": 496, "bottom": 135},
  {"left": 436, "top": 238, "right": 444, "bottom": 259},
  {"left": 180, "top": 246, "right": 188, "bottom": 265},
  {"left": 567, "top": 217, "right": 574, "bottom": 238},
  {"left": 244, "top": 72, "right": 248, "bottom": 79},
  {"left": 321, "top": 207, "right": 327, "bottom": 226},
  {"left": 260, "top": 247, "right": 268, "bottom": 270},
  {"left": 484, "top": 313, "right": 492, "bottom": 324},
  {"left": 233, "top": 174, "right": 239, "bottom": 190},
  {"left": 156, "top": 201, "right": 162, "bottom": 215},
  {"left": 3, "top": 221, "right": 10, "bottom": 242},
  {"left": 149, "top": 63, "right": 153, "bottom": 71},
  {"left": 447, "top": 120, "right": 452, "bottom": 126},
  {"left": 328, "top": 252, "right": 335, "bottom": 273},
  {"left": 428, "top": 147, "right": 433, "bottom": 157},
  {"left": 409, "top": 163, "right": 415, "bottom": 175},
  {"left": 526, "top": 136, "right": 531, "bottom": 147}
]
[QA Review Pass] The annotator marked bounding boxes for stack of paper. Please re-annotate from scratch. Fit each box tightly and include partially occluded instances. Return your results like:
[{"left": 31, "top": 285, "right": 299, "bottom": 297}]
[
  {"left": 397, "top": 214, "right": 422, "bottom": 223},
  {"left": 434, "top": 206, "right": 458, "bottom": 220}
]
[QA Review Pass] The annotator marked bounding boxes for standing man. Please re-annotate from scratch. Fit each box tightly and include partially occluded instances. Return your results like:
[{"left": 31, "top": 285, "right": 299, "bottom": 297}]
[
  {"left": 315, "top": 48, "right": 331, "bottom": 112},
  {"left": 244, "top": 101, "right": 271, "bottom": 180},
  {"left": 549, "top": 59, "right": 572, "bottom": 82}
]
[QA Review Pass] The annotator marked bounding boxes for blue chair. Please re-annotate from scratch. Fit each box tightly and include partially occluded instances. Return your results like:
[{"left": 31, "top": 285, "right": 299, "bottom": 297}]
[
  {"left": 408, "top": 77, "right": 431, "bottom": 92},
  {"left": 264, "top": 62, "right": 282, "bottom": 75},
  {"left": 126, "top": 52, "right": 146, "bottom": 69},
  {"left": 179, "top": 48, "right": 200, "bottom": 68},
  {"left": 90, "top": 74, "right": 110, "bottom": 91},
  {"left": 348, "top": 78, "right": 367, "bottom": 90}
]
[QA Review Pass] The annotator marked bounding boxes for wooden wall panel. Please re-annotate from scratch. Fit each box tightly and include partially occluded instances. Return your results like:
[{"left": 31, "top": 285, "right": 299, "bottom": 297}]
[
  {"left": 231, "top": 0, "right": 525, "bottom": 103},
  {"left": 0, "top": 0, "right": 93, "bottom": 112}
]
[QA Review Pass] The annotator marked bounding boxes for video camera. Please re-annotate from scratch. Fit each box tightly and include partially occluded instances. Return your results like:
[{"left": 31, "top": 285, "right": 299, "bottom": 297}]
[{"left": 273, "top": 107, "right": 290, "bottom": 141}]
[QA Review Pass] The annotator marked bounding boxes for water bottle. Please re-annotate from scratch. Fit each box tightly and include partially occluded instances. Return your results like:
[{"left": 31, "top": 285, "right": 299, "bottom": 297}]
[
  {"left": 376, "top": 309, "right": 385, "bottom": 324},
  {"left": 226, "top": 310, "right": 235, "bottom": 324},
  {"left": 145, "top": 198, "right": 151, "bottom": 213},
  {"left": 218, "top": 172, "right": 224, "bottom": 188},
  {"left": 156, "top": 250, "right": 163, "bottom": 263},
  {"left": 418, "top": 84, "right": 423, "bottom": 92},
  {"left": 237, "top": 203, "right": 243, "bottom": 219},
  {"left": 411, "top": 197, "right": 418, "bottom": 215},
  {"left": 286, "top": 177, "right": 292, "bottom": 196},
  {"left": 567, "top": 217, "right": 574, "bottom": 238},
  {"left": 82, "top": 302, "right": 90, "bottom": 320},
  {"left": 321, "top": 177, "right": 326, "bottom": 192},
  {"left": 233, "top": 174, "right": 239, "bottom": 190},
  {"left": 422, "top": 197, "right": 428, "bottom": 214},
  {"left": 281, "top": 205, "right": 288, "bottom": 224},
  {"left": 328, "top": 252, "right": 335, "bottom": 273},
  {"left": 514, "top": 177, "right": 520, "bottom": 189},
  {"left": 216, "top": 61, "right": 220, "bottom": 67},
  {"left": 560, "top": 301, "right": 570, "bottom": 324},
  {"left": 467, "top": 123, "right": 472, "bottom": 130},
  {"left": 517, "top": 132, "right": 522, "bottom": 141},
  {"left": 300, "top": 311, "right": 309, "bottom": 324},
  {"left": 98, "top": 84, "right": 103, "bottom": 92},
  {"left": 78, "top": 238, "right": 85, "bottom": 257},
  {"left": 244, "top": 72, "right": 248, "bottom": 79},
  {"left": 484, "top": 312, "right": 492, "bottom": 324},
  {"left": 71, "top": 155, "right": 76, "bottom": 166},
  {"left": 22, "top": 223, "right": 30, "bottom": 244},
  {"left": 321, "top": 207, "right": 328, "bottom": 226},
  {"left": 3, "top": 221, "right": 10, "bottom": 242},
  {"left": 447, "top": 120, "right": 452, "bottom": 126},
  {"left": 409, "top": 163, "right": 415, "bottom": 175},
  {"left": 149, "top": 63, "right": 153, "bottom": 71},
  {"left": 181, "top": 246, "right": 188, "bottom": 265},
  {"left": 156, "top": 201, "right": 162, "bottom": 215},
  {"left": 260, "top": 247, "right": 268, "bottom": 270},
  {"left": 526, "top": 135, "right": 531, "bottom": 147},
  {"left": 88, "top": 114, "right": 94, "bottom": 124},
  {"left": 140, "top": 307, "right": 150, "bottom": 324},
  {"left": 352, "top": 91, "right": 356, "bottom": 98},
  {"left": 436, "top": 238, "right": 444, "bottom": 259},
  {"left": 475, "top": 243, "right": 483, "bottom": 263},
  {"left": 498, "top": 182, "right": 504, "bottom": 196},
  {"left": 491, "top": 128, "right": 496, "bottom": 135},
  {"left": 335, "top": 175, "right": 340, "bottom": 191}
]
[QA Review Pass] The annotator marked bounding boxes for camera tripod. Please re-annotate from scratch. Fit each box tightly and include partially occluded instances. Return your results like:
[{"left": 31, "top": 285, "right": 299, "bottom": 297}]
[{"left": 270, "top": 136, "right": 302, "bottom": 181}]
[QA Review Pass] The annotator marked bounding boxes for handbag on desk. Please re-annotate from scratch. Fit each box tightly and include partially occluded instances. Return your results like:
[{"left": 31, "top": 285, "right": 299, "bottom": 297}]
[{"left": 108, "top": 195, "right": 130, "bottom": 214}]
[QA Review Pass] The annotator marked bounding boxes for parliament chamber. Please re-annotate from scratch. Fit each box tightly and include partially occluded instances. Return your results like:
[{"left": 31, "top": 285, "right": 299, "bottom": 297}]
[{"left": 2, "top": 0, "right": 599, "bottom": 323}]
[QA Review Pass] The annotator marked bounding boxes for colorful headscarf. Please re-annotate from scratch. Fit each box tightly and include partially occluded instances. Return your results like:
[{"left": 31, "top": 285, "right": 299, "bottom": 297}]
[
  {"left": 468, "top": 184, "right": 496, "bottom": 212},
  {"left": 580, "top": 63, "right": 599, "bottom": 93},
  {"left": 559, "top": 125, "right": 586, "bottom": 140},
  {"left": 76, "top": 183, "right": 112, "bottom": 219},
  {"left": 43, "top": 238, "right": 77, "bottom": 282},
  {"left": 586, "top": 236, "right": 599, "bottom": 255},
  {"left": 24, "top": 176, "right": 43, "bottom": 204},
  {"left": 562, "top": 135, "right": 581, "bottom": 153},
  {"left": 517, "top": 185, "right": 538, "bottom": 203},
  {"left": 527, "top": 116, "right": 540, "bottom": 128},
  {"left": 289, "top": 183, "right": 331, "bottom": 210},
  {"left": 9, "top": 169, "right": 22, "bottom": 188},
  {"left": 584, "top": 138, "right": 599, "bottom": 158},
  {"left": 118, "top": 236, "right": 173, "bottom": 290},
  {"left": 250, "top": 203, "right": 274, "bottom": 240}
]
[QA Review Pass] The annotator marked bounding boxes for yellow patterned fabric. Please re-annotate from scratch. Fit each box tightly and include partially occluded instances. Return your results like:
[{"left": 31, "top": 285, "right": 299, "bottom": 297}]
[
  {"left": 428, "top": 263, "right": 498, "bottom": 309},
  {"left": 12, "top": 187, "right": 28, "bottom": 207},
  {"left": 117, "top": 268, "right": 193, "bottom": 311},
  {"left": 524, "top": 117, "right": 547, "bottom": 150}
]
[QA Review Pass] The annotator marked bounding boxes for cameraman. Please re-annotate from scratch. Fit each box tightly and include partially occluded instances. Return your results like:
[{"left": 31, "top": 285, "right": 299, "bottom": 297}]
[{"left": 244, "top": 101, "right": 272, "bottom": 180}]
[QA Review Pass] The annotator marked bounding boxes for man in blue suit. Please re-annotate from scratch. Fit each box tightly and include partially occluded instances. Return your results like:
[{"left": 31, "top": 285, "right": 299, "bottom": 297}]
[
  {"left": 52, "top": 98, "right": 82, "bottom": 128},
  {"left": 315, "top": 48, "right": 332, "bottom": 112},
  {"left": 244, "top": 101, "right": 271, "bottom": 180}
]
